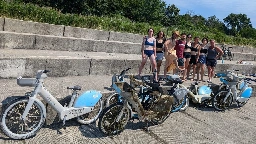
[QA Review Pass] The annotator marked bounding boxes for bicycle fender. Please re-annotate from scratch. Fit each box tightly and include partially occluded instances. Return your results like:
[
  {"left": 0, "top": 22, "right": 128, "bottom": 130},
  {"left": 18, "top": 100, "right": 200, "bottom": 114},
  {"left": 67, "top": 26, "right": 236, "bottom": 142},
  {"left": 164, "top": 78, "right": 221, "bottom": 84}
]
[{"left": 74, "top": 90, "right": 102, "bottom": 108}]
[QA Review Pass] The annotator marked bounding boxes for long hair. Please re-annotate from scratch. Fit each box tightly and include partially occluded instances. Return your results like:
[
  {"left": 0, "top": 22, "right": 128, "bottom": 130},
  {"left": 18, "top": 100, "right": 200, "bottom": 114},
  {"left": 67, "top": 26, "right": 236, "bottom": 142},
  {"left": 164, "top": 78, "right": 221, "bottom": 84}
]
[{"left": 156, "top": 31, "right": 165, "bottom": 39}]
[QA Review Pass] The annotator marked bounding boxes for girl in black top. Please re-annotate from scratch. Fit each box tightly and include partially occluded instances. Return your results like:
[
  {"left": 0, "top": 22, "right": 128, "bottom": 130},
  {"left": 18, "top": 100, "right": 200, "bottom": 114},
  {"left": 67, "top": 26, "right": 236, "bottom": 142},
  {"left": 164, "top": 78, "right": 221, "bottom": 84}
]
[
  {"left": 196, "top": 37, "right": 208, "bottom": 82},
  {"left": 155, "top": 31, "right": 166, "bottom": 77},
  {"left": 187, "top": 37, "right": 200, "bottom": 81},
  {"left": 182, "top": 34, "right": 192, "bottom": 80}
]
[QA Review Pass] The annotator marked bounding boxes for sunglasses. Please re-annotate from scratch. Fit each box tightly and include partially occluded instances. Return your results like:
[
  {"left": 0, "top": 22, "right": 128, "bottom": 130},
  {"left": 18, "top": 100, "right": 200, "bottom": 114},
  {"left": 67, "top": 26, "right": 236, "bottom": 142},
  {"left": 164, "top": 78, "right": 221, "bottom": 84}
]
[{"left": 188, "top": 36, "right": 192, "bottom": 38}]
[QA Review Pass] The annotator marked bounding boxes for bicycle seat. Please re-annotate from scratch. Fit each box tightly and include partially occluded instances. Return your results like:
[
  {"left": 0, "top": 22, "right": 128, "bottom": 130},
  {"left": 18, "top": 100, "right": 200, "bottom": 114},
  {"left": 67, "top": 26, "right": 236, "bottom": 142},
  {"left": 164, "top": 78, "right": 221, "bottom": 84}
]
[{"left": 67, "top": 85, "right": 82, "bottom": 91}]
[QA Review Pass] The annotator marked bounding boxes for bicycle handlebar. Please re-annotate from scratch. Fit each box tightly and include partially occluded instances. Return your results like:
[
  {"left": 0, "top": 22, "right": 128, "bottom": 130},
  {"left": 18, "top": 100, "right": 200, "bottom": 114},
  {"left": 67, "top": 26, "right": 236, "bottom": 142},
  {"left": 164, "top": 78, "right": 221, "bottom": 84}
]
[{"left": 119, "top": 68, "right": 131, "bottom": 78}]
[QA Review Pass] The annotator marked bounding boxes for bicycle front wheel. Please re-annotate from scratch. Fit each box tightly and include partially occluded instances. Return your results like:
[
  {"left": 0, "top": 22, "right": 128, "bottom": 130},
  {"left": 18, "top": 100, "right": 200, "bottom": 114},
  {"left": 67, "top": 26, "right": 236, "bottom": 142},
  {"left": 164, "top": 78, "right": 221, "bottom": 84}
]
[
  {"left": 1, "top": 97, "right": 45, "bottom": 139},
  {"left": 98, "top": 102, "right": 130, "bottom": 136}
]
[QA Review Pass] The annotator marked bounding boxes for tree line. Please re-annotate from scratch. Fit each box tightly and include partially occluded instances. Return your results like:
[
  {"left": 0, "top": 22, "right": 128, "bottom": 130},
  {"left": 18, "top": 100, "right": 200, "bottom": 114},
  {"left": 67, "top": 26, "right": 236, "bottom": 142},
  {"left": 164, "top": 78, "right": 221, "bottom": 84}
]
[{"left": 10, "top": 0, "right": 256, "bottom": 39}]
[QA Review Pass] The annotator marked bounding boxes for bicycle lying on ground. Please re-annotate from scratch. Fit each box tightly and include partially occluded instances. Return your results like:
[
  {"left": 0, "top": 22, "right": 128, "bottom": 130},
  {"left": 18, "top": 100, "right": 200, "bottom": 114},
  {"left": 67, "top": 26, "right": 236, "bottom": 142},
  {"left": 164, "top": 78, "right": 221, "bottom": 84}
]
[
  {"left": 213, "top": 70, "right": 252, "bottom": 111},
  {"left": 99, "top": 69, "right": 188, "bottom": 136},
  {"left": 105, "top": 68, "right": 189, "bottom": 113},
  {"left": 1, "top": 70, "right": 103, "bottom": 139}
]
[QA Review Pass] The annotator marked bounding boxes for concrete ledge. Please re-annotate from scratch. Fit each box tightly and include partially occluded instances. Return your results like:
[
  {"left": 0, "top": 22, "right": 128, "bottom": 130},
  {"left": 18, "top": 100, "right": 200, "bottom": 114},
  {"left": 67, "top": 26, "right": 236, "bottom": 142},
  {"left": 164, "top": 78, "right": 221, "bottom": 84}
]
[
  {"left": 64, "top": 26, "right": 110, "bottom": 41},
  {"left": 216, "top": 44, "right": 256, "bottom": 54},
  {"left": 4, "top": 18, "right": 64, "bottom": 36},
  {"left": 109, "top": 31, "right": 143, "bottom": 44},
  {"left": 0, "top": 58, "right": 26, "bottom": 78},
  {"left": 0, "top": 31, "right": 141, "bottom": 54},
  {"left": 0, "top": 31, "right": 35, "bottom": 49},
  {"left": 0, "top": 17, "right": 4, "bottom": 31},
  {"left": 0, "top": 54, "right": 256, "bottom": 78},
  {"left": 231, "top": 52, "right": 255, "bottom": 61}
]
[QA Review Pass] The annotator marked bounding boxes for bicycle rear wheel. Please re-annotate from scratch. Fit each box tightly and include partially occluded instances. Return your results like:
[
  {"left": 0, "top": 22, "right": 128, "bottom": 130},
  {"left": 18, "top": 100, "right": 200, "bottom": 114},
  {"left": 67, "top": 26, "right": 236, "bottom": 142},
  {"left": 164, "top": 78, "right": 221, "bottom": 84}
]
[
  {"left": 212, "top": 91, "right": 232, "bottom": 111},
  {"left": 77, "top": 98, "right": 103, "bottom": 124}
]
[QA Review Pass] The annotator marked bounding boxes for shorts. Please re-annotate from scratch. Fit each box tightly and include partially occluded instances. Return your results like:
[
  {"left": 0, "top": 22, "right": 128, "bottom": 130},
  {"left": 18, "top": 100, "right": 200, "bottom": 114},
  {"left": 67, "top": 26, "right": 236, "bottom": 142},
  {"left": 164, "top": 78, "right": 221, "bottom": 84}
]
[
  {"left": 156, "top": 52, "right": 164, "bottom": 61},
  {"left": 189, "top": 55, "right": 197, "bottom": 65},
  {"left": 144, "top": 50, "right": 154, "bottom": 57},
  {"left": 178, "top": 58, "right": 184, "bottom": 66},
  {"left": 198, "top": 55, "right": 206, "bottom": 64},
  {"left": 206, "top": 59, "right": 217, "bottom": 67},
  {"left": 183, "top": 52, "right": 191, "bottom": 59}
]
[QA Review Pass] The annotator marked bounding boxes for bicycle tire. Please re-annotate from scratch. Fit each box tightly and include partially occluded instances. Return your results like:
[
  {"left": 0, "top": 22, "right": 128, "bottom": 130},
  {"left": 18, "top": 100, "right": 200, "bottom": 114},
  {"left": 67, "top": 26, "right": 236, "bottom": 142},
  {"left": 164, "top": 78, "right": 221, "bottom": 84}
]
[
  {"left": 77, "top": 98, "right": 103, "bottom": 124},
  {"left": 98, "top": 102, "right": 130, "bottom": 136},
  {"left": 1, "top": 97, "right": 45, "bottom": 139}
]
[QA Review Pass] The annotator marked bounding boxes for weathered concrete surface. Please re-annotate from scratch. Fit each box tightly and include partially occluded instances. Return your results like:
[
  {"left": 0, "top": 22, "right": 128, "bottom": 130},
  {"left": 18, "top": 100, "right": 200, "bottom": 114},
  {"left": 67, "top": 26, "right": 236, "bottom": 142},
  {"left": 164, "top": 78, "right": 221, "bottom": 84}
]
[
  {"left": 216, "top": 44, "right": 256, "bottom": 54},
  {"left": 0, "top": 49, "right": 256, "bottom": 78},
  {"left": 0, "top": 75, "right": 256, "bottom": 143},
  {"left": 0, "top": 17, "right": 4, "bottom": 31},
  {"left": 109, "top": 31, "right": 143, "bottom": 43},
  {"left": 4, "top": 18, "right": 64, "bottom": 36},
  {"left": 0, "top": 31, "right": 35, "bottom": 49},
  {"left": 0, "top": 31, "right": 141, "bottom": 54},
  {"left": 64, "top": 26, "right": 110, "bottom": 41},
  {"left": 231, "top": 52, "right": 255, "bottom": 61}
]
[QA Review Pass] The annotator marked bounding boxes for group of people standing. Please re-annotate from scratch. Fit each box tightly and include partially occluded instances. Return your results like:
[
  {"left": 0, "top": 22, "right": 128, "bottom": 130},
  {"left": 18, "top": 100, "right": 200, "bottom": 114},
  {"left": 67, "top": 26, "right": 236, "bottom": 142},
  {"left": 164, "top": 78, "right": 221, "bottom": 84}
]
[{"left": 138, "top": 28, "right": 223, "bottom": 82}]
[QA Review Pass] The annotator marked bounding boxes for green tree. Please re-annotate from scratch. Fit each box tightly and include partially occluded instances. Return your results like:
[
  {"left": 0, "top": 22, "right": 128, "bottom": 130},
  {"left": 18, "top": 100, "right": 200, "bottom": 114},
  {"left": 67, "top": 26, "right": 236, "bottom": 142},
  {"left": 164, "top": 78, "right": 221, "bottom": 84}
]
[
  {"left": 206, "top": 15, "right": 226, "bottom": 33},
  {"left": 162, "top": 4, "right": 180, "bottom": 26},
  {"left": 223, "top": 13, "right": 252, "bottom": 36}
]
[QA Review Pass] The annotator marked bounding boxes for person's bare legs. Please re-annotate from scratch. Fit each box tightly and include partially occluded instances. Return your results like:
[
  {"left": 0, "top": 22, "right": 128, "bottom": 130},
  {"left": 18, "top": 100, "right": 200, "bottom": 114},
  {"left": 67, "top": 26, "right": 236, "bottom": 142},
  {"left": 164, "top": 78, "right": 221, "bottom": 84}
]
[
  {"left": 200, "top": 64, "right": 205, "bottom": 81},
  {"left": 207, "top": 66, "right": 212, "bottom": 82},
  {"left": 196, "top": 63, "right": 200, "bottom": 81},
  {"left": 210, "top": 67, "right": 215, "bottom": 80},
  {"left": 187, "top": 64, "right": 191, "bottom": 79},
  {"left": 182, "top": 58, "right": 190, "bottom": 80},
  {"left": 149, "top": 55, "right": 157, "bottom": 81},
  {"left": 156, "top": 60, "right": 162, "bottom": 77},
  {"left": 138, "top": 56, "right": 148, "bottom": 76},
  {"left": 191, "top": 64, "right": 196, "bottom": 81}
]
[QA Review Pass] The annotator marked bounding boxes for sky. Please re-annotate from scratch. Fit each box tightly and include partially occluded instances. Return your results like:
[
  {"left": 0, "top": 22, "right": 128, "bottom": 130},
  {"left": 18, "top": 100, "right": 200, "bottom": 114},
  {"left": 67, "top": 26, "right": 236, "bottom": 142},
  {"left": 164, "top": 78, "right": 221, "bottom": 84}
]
[{"left": 164, "top": 0, "right": 256, "bottom": 28}]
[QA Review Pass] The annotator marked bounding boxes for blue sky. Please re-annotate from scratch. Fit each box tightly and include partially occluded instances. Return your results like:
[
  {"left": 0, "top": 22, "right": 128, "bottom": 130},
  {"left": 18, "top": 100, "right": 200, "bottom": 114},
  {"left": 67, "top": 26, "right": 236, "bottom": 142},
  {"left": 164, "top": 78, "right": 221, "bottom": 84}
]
[{"left": 164, "top": 0, "right": 256, "bottom": 28}]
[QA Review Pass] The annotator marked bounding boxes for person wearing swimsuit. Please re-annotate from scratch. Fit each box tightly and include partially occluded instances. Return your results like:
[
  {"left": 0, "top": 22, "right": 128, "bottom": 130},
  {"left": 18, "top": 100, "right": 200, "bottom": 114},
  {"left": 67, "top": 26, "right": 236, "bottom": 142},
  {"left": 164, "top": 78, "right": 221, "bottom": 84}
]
[
  {"left": 138, "top": 28, "right": 157, "bottom": 81},
  {"left": 182, "top": 34, "right": 192, "bottom": 80},
  {"left": 187, "top": 36, "right": 200, "bottom": 81},
  {"left": 196, "top": 37, "right": 208, "bottom": 82},
  {"left": 155, "top": 31, "right": 166, "bottom": 77},
  {"left": 174, "top": 33, "right": 186, "bottom": 79},
  {"left": 163, "top": 31, "right": 183, "bottom": 78},
  {"left": 206, "top": 39, "right": 223, "bottom": 82}
]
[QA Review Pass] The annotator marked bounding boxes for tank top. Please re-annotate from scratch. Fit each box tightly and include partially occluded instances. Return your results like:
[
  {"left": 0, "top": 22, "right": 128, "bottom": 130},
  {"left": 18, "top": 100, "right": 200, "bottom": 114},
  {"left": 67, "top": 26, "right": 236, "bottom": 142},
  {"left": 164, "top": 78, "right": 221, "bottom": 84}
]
[
  {"left": 207, "top": 47, "right": 217, "bottom": 59},
  {"left": 200, "top": 45, "right": 208, "bottom": 54},
  {"left": 156, "top": 38, "right": 166, "bottom": 48}
]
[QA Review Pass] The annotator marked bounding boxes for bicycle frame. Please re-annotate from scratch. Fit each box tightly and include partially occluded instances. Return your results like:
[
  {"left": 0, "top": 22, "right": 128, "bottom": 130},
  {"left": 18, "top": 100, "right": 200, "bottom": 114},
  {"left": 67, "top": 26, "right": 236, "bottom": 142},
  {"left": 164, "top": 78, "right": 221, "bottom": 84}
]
[
  {"left": 20, "top": 71, "right": 100, "bottom": 122},
  {"left": 217, "top": 70, "right": 252, "bottom": 104}
]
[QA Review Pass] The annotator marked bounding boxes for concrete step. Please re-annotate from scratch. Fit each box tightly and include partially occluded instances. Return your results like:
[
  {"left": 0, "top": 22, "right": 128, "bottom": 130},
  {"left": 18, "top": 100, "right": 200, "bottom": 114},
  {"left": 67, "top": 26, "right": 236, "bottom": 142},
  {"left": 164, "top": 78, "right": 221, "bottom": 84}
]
[
  {"left": 216, "top": 44, "right": 256, "bottom": 54},
  {"left": 0, "top": 49, "right": 256, "bottom": 79},
  {"left": 1, "top": 31, "right": 256, "bottom": 61},
  {"left": 0, "top": 31, "right": 141, "bottom": 54},
  {"left": 0, "top": 17, "right": 143, "bottom": 44}
]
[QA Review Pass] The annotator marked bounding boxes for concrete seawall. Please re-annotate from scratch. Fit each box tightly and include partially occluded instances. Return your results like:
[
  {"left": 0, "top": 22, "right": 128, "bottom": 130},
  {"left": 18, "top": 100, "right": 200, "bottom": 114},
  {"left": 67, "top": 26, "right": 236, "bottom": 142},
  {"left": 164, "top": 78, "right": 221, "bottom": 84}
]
[{"left": 1, "top": 17, "right": 143, "bottom": 43}]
